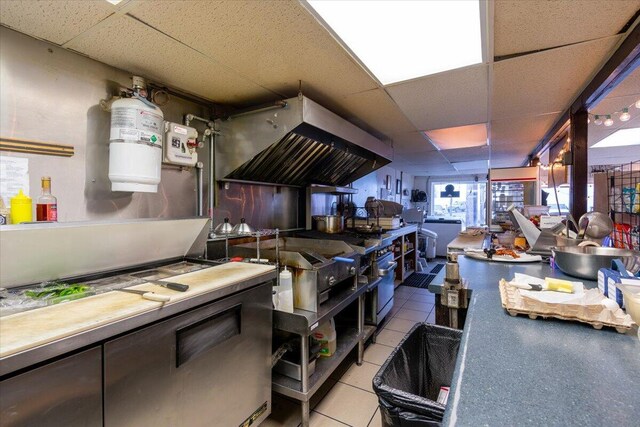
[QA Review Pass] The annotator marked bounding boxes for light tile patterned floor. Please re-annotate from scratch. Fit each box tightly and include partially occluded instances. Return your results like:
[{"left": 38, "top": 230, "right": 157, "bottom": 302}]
[{"left": 264, "top": 285, "right": 437, "bottom": 427}]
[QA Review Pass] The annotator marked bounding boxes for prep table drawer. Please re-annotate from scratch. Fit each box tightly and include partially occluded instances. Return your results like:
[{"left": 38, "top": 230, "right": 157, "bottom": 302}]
[{"left": 103, "top": 282, "right": 272, "bottom": 427}]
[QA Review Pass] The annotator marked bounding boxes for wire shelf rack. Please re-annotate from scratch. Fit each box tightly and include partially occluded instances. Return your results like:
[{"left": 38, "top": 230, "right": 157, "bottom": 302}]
[{"left": 606, "top": 160, "right": 640, "bottom": 250}]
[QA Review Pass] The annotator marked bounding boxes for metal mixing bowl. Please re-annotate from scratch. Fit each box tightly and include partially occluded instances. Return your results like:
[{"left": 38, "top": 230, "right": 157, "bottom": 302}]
[{"left": 551, "top": 246, "right": 640, "bottom": 280}]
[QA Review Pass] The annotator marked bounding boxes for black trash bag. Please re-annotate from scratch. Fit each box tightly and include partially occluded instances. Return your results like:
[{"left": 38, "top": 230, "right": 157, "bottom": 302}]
[{"left": 372, "top": 323, "right": 462, "bottom": 427}]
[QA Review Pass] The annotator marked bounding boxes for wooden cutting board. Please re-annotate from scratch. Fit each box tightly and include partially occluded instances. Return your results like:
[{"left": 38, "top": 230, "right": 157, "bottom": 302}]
[{"left": 0, "top": 262, "right": 274, "bottom": 359}]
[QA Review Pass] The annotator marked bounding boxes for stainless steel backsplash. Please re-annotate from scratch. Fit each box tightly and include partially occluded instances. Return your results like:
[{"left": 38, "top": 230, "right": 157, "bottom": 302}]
[{"left": 0, "top": 27, "right": 299, "bottom": 230}]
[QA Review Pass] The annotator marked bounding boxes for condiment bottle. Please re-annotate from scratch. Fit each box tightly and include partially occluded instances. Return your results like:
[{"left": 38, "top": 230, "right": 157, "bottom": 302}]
[
  {"left": 0, "top": 197, "right": 10, "bottom": 225},
  {"left": 277, "top": 267, "right": 294, "bottom": 313},
  {"left": 10, "top": 190, "right": 32, "bottom": 224},
  {"left": 36, "top": 176, "right": 57, "bottom": 221}
]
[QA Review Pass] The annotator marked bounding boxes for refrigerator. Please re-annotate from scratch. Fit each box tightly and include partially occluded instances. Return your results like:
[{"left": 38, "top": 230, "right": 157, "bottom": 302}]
[{"left": 489, "top": 166, "right": 540, "bottom": 225}]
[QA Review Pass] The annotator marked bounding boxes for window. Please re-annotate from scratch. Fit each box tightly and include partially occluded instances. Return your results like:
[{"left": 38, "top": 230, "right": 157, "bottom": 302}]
[{"left": 430, "top": 181, "right": 487, "bottom": 226}]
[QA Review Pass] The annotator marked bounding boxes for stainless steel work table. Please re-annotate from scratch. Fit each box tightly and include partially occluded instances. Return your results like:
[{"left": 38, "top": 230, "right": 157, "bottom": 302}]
[
  {"left": 430, "top": 257, "right": 640, "bottom": 426},
  {"left": 272, "top": 280, "right": 370, "bottom": 427}
]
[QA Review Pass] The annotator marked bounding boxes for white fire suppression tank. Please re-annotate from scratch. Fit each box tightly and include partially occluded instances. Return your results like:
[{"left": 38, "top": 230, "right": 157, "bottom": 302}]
[{"left": 108, "top": 90, "right": 164, "bottom": 193}]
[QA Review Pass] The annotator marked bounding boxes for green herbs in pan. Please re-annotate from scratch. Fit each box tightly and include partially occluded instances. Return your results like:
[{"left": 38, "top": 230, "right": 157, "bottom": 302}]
[{"left": 25, "top": 282, "right": 90, "bottom": 303}]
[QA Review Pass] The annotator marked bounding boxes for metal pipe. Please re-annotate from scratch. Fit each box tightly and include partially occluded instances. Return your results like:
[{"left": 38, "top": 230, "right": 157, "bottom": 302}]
[
  {"left": 275, "top": 229, "right": 280, "bottom": 285},
  {"left": 195, "top": 161, "right": 204, "bottom": 217},
  {"left": 256, "top": 231, "right": 261, "bottom": 263},
  {"left": 208, "top": 130, "right": 216, "bottom": 237},
  {"left": 357, "top": 291, "right": 364, "bottom": 366},
  {"left": 300, "top": 333, "right": 310, "bottom": 426},
  {"left": 184, "top": 113, "right": 214, "bottom": 128}
]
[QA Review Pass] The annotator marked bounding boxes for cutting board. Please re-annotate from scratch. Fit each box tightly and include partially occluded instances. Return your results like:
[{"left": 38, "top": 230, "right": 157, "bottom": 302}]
[
  {"left": 464, "top": 250, "right": 542, "bottom": 263},
  {"left": 0, "top": 262, "right": 274, "bottom": 359}
]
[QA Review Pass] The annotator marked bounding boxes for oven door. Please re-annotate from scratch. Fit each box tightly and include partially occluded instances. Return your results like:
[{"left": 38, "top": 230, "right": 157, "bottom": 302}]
[
  {"left": 376, "top": 253, "right": 397, "bottom": 320},
  {"left": 366, "top": 252, "right": 397, "bottom": 325}
]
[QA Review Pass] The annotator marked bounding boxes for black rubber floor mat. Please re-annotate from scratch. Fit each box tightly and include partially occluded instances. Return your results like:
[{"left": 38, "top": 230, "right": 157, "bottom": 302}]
[
  {"left": 402, "top": 273, "right": 437, "bottom": 288},
  {"left": 430, "top": 264, "right": 445, "bottom": 274}
]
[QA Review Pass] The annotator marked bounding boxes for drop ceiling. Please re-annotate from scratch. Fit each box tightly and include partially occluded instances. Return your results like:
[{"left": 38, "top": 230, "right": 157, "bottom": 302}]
[
  {"left": 588, "top": 65, "right": 640, "bottom": 166},
  {"left": 1, "top": 0, "right": 638, "bottom": 177}
]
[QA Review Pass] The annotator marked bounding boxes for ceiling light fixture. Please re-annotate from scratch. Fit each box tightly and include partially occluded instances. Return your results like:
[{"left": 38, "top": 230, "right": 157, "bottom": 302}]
[
  {"left": 423, "top": 123, "right": 488, "bottom": 150},
  {"left": 591, "top": 128, "right": 640, "bottom": 148},
  {"left": 636, "top": 99, "right": 640, "bottom": 109},
  {"left": 620, "top": 108, "right": 631, "bottom": 122},
  {"left": 105, "top": 0, "right": 124, "bottom": 4},
  {"left": 604, "top": 115, "right": 614, "bottom": 127},
  {"left": 594, "top": 115, "right": 603, "bottom": 125},
  {"left": 306, "top": 0, "right": 483, "bottom": 85}
]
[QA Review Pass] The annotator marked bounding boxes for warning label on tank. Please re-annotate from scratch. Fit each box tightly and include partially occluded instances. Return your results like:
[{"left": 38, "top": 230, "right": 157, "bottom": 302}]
[{"left": 110, "top": 106, "right": 163, "bottom": 148}]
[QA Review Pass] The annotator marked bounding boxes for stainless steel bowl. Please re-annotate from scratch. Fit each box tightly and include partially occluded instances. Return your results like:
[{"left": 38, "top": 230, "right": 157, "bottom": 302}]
[{"left": 551, "top": 246, "right": 640, "bottom": 280}]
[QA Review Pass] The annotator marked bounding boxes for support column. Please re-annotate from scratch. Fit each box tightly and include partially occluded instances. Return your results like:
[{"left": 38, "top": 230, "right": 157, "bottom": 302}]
[{"left": 569, "top": 108, "right": 588, "bottom": 220}]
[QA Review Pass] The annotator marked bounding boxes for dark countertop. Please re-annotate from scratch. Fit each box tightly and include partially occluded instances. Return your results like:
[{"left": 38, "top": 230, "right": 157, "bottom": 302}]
[{"left": 434, "top": 256, "right": 640, "bottom": 426}]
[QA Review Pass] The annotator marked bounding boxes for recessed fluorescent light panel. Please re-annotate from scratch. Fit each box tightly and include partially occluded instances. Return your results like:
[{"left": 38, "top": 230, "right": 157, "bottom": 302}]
[
  {"left": 306, "top": 0, "right": 482, "bottom": 85},
  {"left": 452, "top": 160, "right": 488, "bottom": 171},
  {"left": 424, "top": 123, "right": 488, "bottom": 151},
  {"left": 591, "top": 128, "right": 640, "bottom": 148},
  {"left": 105, "top": 0, "right": 124, "bottom": 5}
]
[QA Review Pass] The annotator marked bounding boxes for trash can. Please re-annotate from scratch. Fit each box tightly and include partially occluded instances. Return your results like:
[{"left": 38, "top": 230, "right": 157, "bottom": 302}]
[
  {"left": 421, "top": 229, "right": 437, "bottom": 260},
  {"left": 372, "top": 323, "right": 462, "bottom": 426}
]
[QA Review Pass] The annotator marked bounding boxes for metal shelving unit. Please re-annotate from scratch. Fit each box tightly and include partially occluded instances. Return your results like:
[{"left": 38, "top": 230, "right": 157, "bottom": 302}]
[{"left": 271, "top": 280, "right": 367, "bottom": 426}]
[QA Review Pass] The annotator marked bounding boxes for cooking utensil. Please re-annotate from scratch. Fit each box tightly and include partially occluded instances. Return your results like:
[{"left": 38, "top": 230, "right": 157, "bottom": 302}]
[
  {"left": 582, "top": 211, "right": 614, "bottom": 239},
  {"left": 116, "top": 288, "right": 170, "bottom": 302},
  {"left": 312, "top": 215, "right": 344, "bottom": 234},
  {"left": 213, "top": 217, "right": 234, "bottom": 235},
  {"left": 508, "top": 282, "right": 564, "bottom": 293},
  {"left": 148, "top": 280, "right": 189, "bottom": 292},
  {"left": 566, "top": 214, "right": 579, "bottom": 238},
  {"left": 577, "top": 216, "right": 589, "bottom": 239},
  {"left": 551, "top": 246, "right": 640, "bottom": 280},
  {"left": 231, "top": 218, "right": 254, "bottom": 235}
]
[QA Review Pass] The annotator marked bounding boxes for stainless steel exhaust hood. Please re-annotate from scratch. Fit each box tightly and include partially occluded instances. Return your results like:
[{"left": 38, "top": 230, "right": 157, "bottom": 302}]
[{"left": 215, "top": 96, "right": 392, "bottom": 186}]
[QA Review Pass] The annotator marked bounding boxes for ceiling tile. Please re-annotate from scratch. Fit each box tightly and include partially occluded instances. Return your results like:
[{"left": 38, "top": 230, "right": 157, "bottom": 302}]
[
  {"left": 441, "top": 146, "right": 490, "bottom": 163},
  {"left": 65, "top": 15, "right": 274, "bottom": 105},
  {"left": 0, "top": 0, "right": 116, "bottom": 45},
  {"left": 392, "top": 132, "right": 437, "bottom": 154},
  {"left": 386, "top": 64, "right": 488, "bottom": 131},
  {"left": 490, "top": 144, "right": 533, "bottom": 168},
  {"left": 128, "top": 0, "right": 377, "bottom": 101},
  {"left": 339, "top": 89, "right": 416, "bottom": 140},
  {"left": 425, "top": 123, "right": 488, "bottom": 150},
  {"left": 397, "top": 164, "right": 457, "bottom": 176},
  {"left": 404, "top": 151, "right": 451, "bottom": 166},
  {"left": 492, "top": 35, "right": 622, "bottom": 120},
  {"left": 495, "top": 0, "right": 640, "bottom": 57},
  {"left": 589, "top": 145, "right": 640, "bottom": 166},
  {"left": 490, "top": 113, "right": 560, "bottom": 146},
  {"left": 604, "top": 66, "right": 640, "bottom": 100},
  {"left": 453, "top": 160, "right": 489, "bottom": 171}
]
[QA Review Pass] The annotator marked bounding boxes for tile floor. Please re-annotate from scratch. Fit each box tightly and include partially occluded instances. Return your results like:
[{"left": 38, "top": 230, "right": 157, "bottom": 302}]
[{"left": 263, "top": 285, "right": 436, "bottom": 427}]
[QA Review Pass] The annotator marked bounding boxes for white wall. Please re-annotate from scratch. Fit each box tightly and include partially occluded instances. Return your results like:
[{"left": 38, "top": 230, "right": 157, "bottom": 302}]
[{"left": 351, "top": 165, "right": 413, "bottom": 209}]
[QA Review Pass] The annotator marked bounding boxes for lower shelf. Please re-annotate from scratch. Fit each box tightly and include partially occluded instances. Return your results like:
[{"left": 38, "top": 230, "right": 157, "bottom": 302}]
[
  {"left": 272, "top": 328, "right": 361, "bottom": 401},
  {"left": 403, "top": 269, "right": 415, "bottom": 280},
  {"left": 363, "top": 324, "right": 376, "bottom": 342}
]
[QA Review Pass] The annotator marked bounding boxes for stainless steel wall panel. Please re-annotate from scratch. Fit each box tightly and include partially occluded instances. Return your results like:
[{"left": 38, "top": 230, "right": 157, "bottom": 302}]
[{"left": 0, "top": 28, "right": 299, "bottom": 230}]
